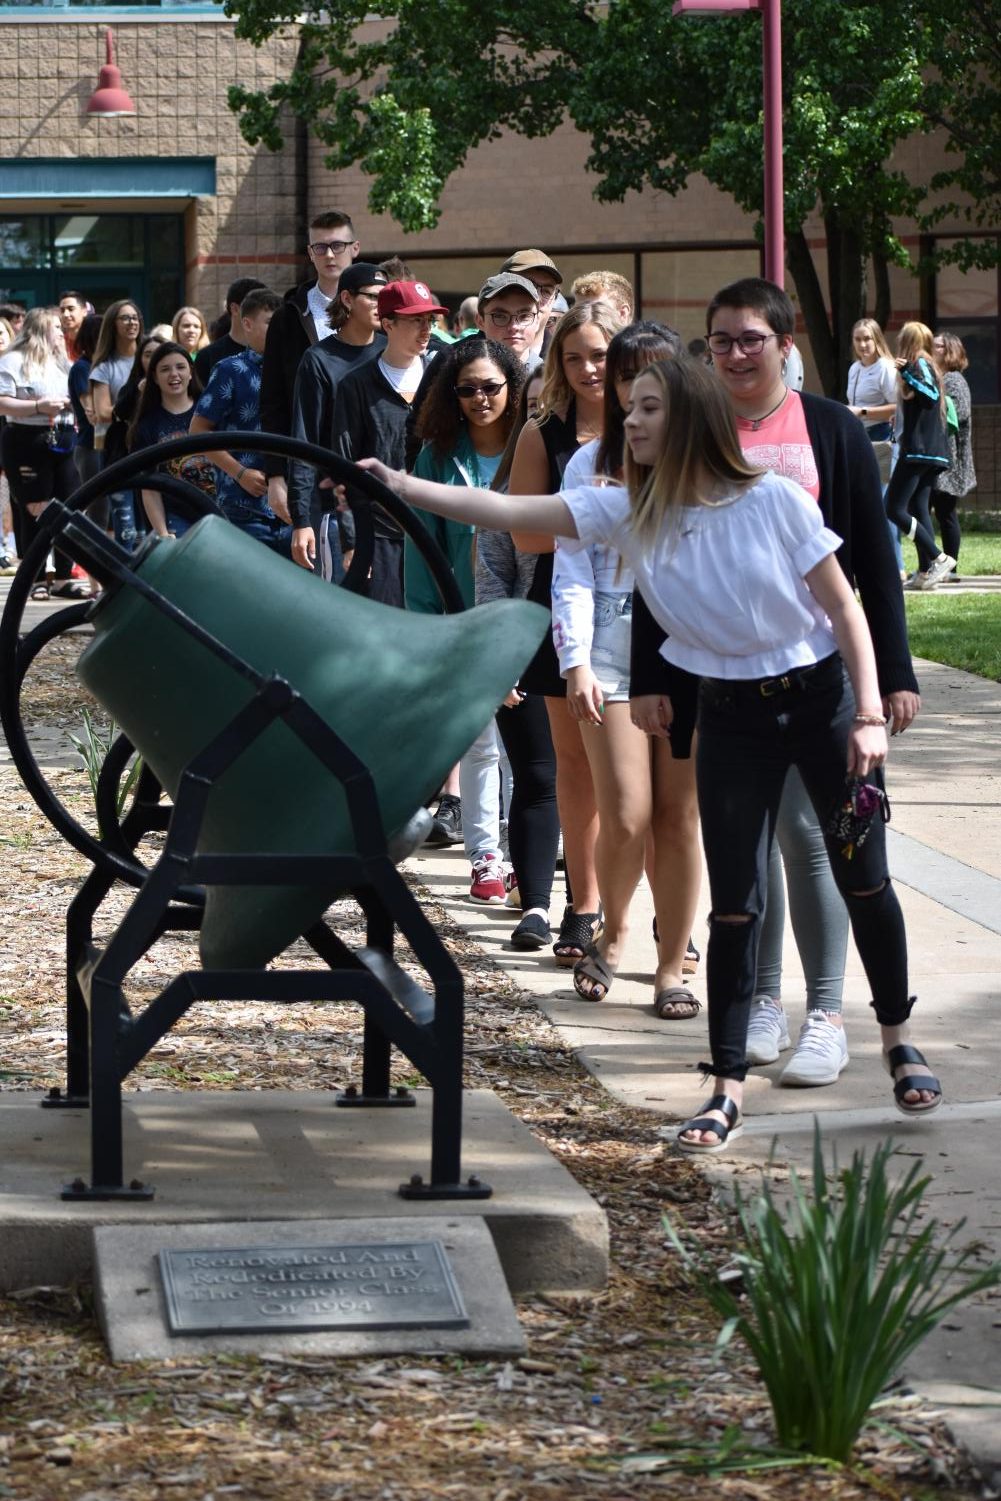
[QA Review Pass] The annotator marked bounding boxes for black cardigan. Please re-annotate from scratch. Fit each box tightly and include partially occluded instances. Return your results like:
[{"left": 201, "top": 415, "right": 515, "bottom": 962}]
[{"left": 630, "top": 392, "right": 920, "bottom": 717}]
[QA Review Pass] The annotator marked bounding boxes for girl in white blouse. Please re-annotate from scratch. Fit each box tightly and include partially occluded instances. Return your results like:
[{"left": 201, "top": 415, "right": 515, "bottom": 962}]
[{"left": 359, "top": 355, "right": 942, "bottom": 1152}]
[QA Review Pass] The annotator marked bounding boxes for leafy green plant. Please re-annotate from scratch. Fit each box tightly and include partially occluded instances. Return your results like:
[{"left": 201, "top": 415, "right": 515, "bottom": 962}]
[
  {"left": 666, "top": 1127, "right": 1000, "bottom": 1462},
  {"left": 67, "top": 708, "right": 143, "bottom": 837}
]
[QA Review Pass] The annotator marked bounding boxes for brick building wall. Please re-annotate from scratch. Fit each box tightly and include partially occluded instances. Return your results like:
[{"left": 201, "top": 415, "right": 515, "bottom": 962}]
[{"left": 0, "top": 18, "right": 301, "bottom": 319}]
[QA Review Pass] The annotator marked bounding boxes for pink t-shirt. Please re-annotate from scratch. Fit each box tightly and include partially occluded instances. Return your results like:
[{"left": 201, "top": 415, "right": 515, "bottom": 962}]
[{"left": 736, "top": 390, "right": 820, "bottom": 501}]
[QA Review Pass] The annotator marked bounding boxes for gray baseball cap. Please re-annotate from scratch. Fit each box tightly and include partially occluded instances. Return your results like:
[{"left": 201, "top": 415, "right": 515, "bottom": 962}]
[{"left": 477, "top": 272, "right": 540, "bottom": 308}]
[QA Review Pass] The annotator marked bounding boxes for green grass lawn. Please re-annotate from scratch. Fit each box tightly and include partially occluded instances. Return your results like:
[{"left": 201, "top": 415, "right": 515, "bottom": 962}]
[
  {"left": 896, "top": 531, "right": 1001, "bottom": 680},
  {"left": 903, "top": 592, "right": 1001, "bottom": 681},
  {"left": 901, "top": 530, "right": 1001, "bottom": 578}
]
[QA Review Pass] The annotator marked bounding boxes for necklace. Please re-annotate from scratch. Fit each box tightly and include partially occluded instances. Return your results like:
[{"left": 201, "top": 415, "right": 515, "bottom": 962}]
[{"left": 744, "top": 388, "right": 789, "bottom": 431}]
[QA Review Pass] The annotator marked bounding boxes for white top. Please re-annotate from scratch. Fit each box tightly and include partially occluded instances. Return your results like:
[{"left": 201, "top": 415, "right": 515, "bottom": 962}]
[
  {"left": 561, "top": 468, "right": 842, "bottom": 679},
  {"left": 90, "top": 352, "right": 133, "bottom": 402},
  {"left": 0, "top": 351, "right": 70, "bottom": 424},
  {"left": 378, "top": 355, "right": 424, "bottom": 399},
  {"left": 306, "top": 282, "right": 334, "bottom": 340},
  {"left": 552, "top": 440, "right": 634, "bottom": 674},
  {"left": 846, "top": 356, "right": 897, "bottom": 430}
]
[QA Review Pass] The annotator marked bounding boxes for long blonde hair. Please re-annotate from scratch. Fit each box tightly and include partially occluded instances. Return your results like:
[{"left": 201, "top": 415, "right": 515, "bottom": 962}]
[
  {"left": 896, "top": 321, "right": 945, "bottom": 414},
  {"left": 172, "top": 305, "right": 209, "bottom": 351},
  {"left": 537, "top": 299, "right": 623, "bottom": 421},
  {"left": 852, "top": 317, "right": 892, "bottom": 362},
  {"left": 625, "top": 357, "right": 762, "bottom": 547},
  {"left": 8, "top": 306, "right": 68, "bottom": 379}
]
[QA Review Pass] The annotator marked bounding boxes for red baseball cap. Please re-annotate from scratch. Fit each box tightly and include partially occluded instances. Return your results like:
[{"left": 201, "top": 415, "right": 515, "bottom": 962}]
[{"left": 377, "top": 280, "right": 449, "bottom": 318}]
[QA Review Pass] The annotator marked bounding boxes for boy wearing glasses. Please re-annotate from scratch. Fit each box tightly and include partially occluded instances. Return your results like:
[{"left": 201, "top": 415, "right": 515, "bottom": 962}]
[
  {"left": 289, "top": 262, "right": 390, "bottom": 575},
  {"left": 499, "top": 249, "right": 563, "bottom": 359},
  {"left": 474, "top": 274, "right": 543, "bottom": 372},
  {"left": 259, "top": 211, "right": 360, "bottom": 525}
]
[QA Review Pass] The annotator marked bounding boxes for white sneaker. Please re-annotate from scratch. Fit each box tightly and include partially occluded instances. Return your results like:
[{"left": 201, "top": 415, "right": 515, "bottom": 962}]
[
  {"left": 745, "top": 997, "right": 791, "bottom": 1064},
  {"left": 780, "top": 1010, "right": 849, "bottom": 1087},
  {"left": 924, "top": 553, "right": 957, "bottom": 586}
]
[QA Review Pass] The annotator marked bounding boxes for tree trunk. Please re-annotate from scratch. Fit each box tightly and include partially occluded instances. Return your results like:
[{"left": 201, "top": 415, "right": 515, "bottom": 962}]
[
  {"left": 833, "top": 222, "right": 867, "bottom": 399},
  {"left": 873, "top": 252, "right": 891, "bottom": 331},
  {"left": 787, "top": 228, "right": 836, "bottom": 397}
]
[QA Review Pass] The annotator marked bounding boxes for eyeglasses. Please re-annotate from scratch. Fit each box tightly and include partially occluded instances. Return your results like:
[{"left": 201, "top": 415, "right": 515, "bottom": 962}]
[
  {"left": 707, "top": 331, "right": 778, "bottom": 356},
  {"left": 309, "top": 239, "right": 356, "bottom": 256},
  {"left": 117, "top": 313, "right": 140, "bottom": 324},
  {"left": 455, "top": 380, "right": 507, "bottom": 399},
  {"left": 486, "top": 308, "right": 538, "bottom": 329},
  {"left": 351, "top": 290, "right": 382, "bottom": 300},
  {"left": 528, "top": 282, "right": 559, "bottom": 304}
]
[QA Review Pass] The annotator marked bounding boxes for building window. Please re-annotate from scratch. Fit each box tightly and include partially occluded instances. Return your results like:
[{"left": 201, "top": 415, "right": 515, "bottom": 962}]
[
  {"left": 932, "top": 235, "right": 1000, "bottom": 404},
  {"left": 0, "top": 212, "right": 183, "bottom": 322}
]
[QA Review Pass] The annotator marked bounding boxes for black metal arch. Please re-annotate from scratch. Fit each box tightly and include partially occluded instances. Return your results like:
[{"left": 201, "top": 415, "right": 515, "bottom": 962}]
[{"left": 0, "top": 431, "right": 465, "bottom": 885}]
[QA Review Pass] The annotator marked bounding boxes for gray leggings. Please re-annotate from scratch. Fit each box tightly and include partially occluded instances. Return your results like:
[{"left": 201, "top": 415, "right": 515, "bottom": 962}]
[{"left": 754, "top": 765, "right": 849, "bottom": 1012}]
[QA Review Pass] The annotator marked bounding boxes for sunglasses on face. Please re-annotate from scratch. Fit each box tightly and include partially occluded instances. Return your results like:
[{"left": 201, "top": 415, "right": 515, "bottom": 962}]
[{"left": 455, "top": 380, "right": 507, "bottom": 399}]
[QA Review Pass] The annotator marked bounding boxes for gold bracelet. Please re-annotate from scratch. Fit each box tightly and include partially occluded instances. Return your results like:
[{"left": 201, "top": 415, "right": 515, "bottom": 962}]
[{"left": 853, "top": 713, "right": 887, "bottom": 727}]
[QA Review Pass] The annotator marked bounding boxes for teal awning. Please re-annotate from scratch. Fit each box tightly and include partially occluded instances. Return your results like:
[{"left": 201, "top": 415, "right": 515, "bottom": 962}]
[{"left": 0, "top": 157, "right": 216, "bottom": 197}]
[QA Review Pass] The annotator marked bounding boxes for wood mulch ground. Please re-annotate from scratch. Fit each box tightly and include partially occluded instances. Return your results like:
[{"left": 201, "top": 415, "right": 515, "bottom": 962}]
[{"left": 0, "top": 632, "right": 993, "bottom": 1499}]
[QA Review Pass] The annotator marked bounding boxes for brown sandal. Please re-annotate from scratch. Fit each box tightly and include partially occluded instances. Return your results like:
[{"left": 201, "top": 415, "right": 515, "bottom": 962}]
[{"left": 653, "top": 986, "right": 701, "bottom": 1021}]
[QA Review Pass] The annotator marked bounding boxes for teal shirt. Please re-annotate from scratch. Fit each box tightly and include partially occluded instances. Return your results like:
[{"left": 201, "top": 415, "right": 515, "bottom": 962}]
[{"left": 404, "top": 436, "right": 502, "bottom": 614}]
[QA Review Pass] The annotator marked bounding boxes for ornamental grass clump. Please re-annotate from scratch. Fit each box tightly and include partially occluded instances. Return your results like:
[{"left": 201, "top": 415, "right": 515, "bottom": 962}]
[
  {"left": 667, "top": 1127, "right": 1000, "bottom": 1463},
  {"left": 68, "top": 707, "right": 142, "bottom": 837}
]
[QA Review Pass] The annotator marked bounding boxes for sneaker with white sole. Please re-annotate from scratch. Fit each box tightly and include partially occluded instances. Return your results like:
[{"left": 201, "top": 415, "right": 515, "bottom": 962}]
[
  {"left": 504, "top": 868, "right": 522, "bottom": 909},
  {"left": 780, "top": 1010, "right": 849, "bottom": 1087},
  {"left": 745, "top": 996, "right": 791, "bottom": 1065},
  {"left": 924, "top": 552, "right": 957, "bottom": 587},
  {"left": 469, "top": 853, "right": 506, "bottom": 904}
]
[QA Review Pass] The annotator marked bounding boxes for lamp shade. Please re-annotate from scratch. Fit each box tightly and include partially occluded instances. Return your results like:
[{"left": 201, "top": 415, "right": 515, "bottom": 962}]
[{"left": 87, "top": 29, "right": 136, "bottom": 117}]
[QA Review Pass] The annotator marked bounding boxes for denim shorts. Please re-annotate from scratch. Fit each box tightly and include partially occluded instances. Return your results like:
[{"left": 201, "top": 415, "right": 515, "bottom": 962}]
[{"left": 590, "top": 590, "right": 632, "bottom": 702}]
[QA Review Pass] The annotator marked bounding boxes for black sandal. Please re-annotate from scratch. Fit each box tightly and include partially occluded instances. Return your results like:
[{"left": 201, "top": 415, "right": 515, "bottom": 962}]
[
  {"left": 884, "top": 1044, "right": 942, "bottom": 1116},
  {"left": 675, "top": 1093, "right": 743, "bottom": 1155},
  {"left": 553, "top": 906, "right": 602, "bottom": 968}
]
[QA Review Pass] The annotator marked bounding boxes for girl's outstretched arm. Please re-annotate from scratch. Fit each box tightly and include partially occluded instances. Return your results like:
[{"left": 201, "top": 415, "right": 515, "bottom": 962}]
[
  {"left": 357, "top": 456, "right": 578, "bottom": 540},
  {"left": 805, "top": 553, "right": 888, "bottom": 776}
]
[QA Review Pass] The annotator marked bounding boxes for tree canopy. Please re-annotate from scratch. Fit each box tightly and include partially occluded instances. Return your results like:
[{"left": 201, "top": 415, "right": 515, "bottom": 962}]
[{"left": 227, "top": 0, "right": 1000, "bottom": 396}]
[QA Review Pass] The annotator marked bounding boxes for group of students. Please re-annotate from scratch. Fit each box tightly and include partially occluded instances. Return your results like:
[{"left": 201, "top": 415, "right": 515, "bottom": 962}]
[
  {"left": 0, "top": 284, "right": 289, "bottom": 594},
  {"left": 361, "top": 272, "right": 944, "bottom": 1155},
  {"left": 846, "top": 315, "right": 977, "bottom": 589},
  {"left": 0, "top": 241, "right": 957, "bottom": 1154}
]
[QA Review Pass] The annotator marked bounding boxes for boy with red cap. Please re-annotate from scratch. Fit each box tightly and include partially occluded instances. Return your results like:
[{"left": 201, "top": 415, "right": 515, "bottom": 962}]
[{"left": 330, "top": 280, "right": 447, "bottom": 606}]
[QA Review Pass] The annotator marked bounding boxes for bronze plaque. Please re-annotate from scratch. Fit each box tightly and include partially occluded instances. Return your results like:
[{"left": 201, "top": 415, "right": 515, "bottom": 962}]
[{"left": 159, "top": 1240, "right": 468, "bottom": 1335}]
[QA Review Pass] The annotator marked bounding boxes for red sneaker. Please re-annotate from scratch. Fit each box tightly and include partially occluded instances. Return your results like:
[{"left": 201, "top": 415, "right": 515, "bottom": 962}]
[{"left": 470, "top": 854, "right": 506, "bottom": 904}]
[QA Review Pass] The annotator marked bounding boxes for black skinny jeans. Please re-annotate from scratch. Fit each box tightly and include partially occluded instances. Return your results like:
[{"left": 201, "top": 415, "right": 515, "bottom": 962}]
[
  {"left": 884, "top": 459, "right": 943, "bottom": 569},
  {"left": 695, "top": 652, "right": 911, "bottom": 1081},
  {"left": 930, "top": 489, "right": 961, "bottom": 564},
  {"left": 495, "top": 693, "right": 560, "bottom": 913},
  {"left": 1, "top": 424, "right": 79, "bottom": 581}
]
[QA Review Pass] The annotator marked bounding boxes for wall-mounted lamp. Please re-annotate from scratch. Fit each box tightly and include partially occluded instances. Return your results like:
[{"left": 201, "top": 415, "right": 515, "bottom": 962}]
[{"left": 86, "top": 29, "right": 137, "bottom": 119}]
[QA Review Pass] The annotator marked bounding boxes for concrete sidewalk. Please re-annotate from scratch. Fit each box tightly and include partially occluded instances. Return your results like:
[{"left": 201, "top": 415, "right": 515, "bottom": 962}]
[{"left": 413, "top": 656, "right": 1001, "bottom": 1482}]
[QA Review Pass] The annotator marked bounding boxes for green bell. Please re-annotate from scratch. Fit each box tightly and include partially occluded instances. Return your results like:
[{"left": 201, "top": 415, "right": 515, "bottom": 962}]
[{"left": 76, "top": 516, "right": 547, "bottom": 969}]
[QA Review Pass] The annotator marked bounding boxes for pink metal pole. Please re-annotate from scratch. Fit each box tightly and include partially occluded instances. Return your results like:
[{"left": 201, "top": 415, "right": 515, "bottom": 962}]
[{"left": 761, "top": 0, "right": 785, "bottom": 287}]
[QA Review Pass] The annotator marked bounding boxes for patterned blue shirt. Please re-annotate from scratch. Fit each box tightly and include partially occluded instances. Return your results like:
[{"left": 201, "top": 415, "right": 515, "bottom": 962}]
[{"left": 194, "top": 348, "right": 270, "bottom": 516}]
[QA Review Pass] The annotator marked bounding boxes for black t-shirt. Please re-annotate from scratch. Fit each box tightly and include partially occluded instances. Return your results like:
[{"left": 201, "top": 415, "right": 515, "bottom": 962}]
[
  {"left": 194, "top": 334, "right": 241, "bottom": 388},
  {"left": 133, "top": 404, "right": 217, "bottom": 508}
]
